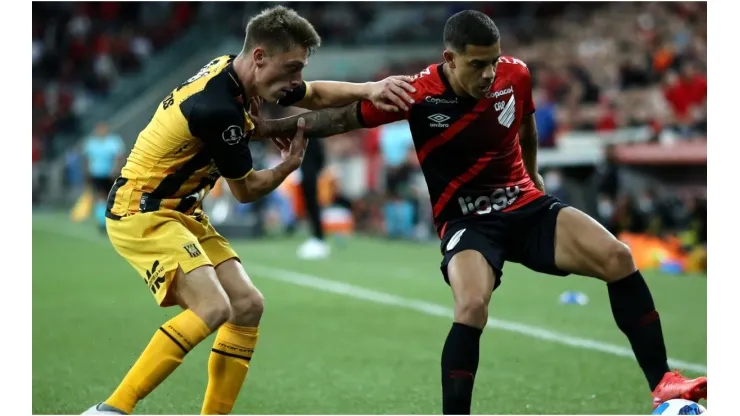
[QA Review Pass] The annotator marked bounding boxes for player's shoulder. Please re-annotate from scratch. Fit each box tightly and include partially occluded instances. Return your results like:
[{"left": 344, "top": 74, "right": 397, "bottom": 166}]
[
  {"left": 496, "top": 56, "right": 531, "bottom": 79},
  {"left": 405, "top": 63, "right": 448, "bottom": 101},
  {"left": 175, "top": 55, "right": 234, "bottom": 102},
  {"left": 181, "top": 57, "right": 244, "bottom": 122}
]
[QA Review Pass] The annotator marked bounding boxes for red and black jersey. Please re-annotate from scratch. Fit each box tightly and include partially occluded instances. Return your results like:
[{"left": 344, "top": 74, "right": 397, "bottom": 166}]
[{"left": 357, "top": 57, "right": 544, "bottom": 233}]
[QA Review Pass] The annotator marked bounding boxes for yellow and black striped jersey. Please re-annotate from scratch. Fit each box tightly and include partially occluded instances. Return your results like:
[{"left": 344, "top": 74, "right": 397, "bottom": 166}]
[{"left": 106, "top": 54, "right": 308, "bottom": 219}]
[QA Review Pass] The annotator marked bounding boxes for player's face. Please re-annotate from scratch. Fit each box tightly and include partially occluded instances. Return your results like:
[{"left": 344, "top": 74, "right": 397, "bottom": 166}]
[
  {"left": 254, "top": 46, "right": 308, "bottom": 103},
  {"left": 446, "top": 43, "right": 502, "bottom": 99}
]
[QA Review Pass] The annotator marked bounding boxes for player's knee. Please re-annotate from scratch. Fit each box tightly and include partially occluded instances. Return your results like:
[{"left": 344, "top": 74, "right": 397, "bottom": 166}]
[
  {"left": 229, "top": 287, "right": 265, "bottom": 326},
  {"left": 454, "top": 295, "right": 489, "bottom": 329},
  {"left": 193, "top": 294, "right": 232, "bottom": 330},
  {"left": 603, "top": 241, "right": 636, "bottom": 281}
]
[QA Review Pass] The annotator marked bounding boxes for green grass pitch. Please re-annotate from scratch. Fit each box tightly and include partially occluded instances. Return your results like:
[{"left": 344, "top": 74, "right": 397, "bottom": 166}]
[{"left": 32, "top": 212, "right": 706, "bottom": 414}]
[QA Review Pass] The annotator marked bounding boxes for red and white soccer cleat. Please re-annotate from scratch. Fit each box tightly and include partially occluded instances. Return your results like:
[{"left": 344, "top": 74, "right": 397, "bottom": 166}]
[{"left": 652, "top": 371, "right": 707, "bottom": 409}]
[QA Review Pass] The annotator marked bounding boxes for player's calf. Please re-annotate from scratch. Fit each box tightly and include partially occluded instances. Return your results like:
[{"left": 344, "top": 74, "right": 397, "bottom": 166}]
[
  {"left": 99, "top": 266, "right": 226, "bottom": 415},
  {"left": 201, "top": 259, "right": 265, "bottom": 414},
  {"left": 441, "top": 250, "right": 496, "bottom": 414},
  {"left": 553, "top": 207, "right": 674, "bottom": 391}
]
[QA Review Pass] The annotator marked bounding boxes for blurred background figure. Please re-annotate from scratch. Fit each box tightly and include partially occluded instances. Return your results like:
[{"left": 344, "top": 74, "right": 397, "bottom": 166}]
[
  {"left": 82, "top": 121, "right": 124, "bottom": 232},
  {"left": 379, "top": 121, "right": 416, "bottom": 240},
  {"left": 295, "top": 114, "right": 331, "bottom": 260}
]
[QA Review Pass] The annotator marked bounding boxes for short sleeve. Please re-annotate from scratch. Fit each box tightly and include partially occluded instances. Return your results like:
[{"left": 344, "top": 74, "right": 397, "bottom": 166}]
[
  {"left": 277, "top": 81, "right": 308, "bottom": 107},
  {"left": 357, "top": 100, "right": 409, "bottom": 128},
  {"left": 521, "top": 68, "right": 535, "bottom": 115},
  {"left": 189, "top": 99, "right": 254, "bottom": 180}
]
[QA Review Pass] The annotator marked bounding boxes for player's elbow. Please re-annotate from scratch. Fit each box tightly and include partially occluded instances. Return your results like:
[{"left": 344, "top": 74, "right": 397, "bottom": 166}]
[
  {"left": 226, "top": 179, "right": 258, "bottom": 204},
  {"left": 233, "top": 188, "right": 258, "bottom": 204}
]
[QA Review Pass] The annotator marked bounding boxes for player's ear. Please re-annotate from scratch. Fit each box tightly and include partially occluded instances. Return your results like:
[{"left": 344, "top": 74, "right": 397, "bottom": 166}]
[
  {"left": 443, "top": 49, "right": 456, "bottom": 69},
  {"left": 253, "top": 48, "right": 266, "bottom": 67}
]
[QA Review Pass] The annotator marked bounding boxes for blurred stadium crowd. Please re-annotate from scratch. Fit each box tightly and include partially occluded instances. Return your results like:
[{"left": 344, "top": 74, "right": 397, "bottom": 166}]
[{"left": 32, "top": 2, "right": 707, "bottom": 271}]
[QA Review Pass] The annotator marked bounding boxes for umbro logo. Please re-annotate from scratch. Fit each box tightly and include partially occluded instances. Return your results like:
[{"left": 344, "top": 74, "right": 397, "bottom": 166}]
[
  {"left": 428, "top": 113, "right": 450, "bottom": 128},
  {"left": 428, "top": 113, "right": 450, "bottom": 123}
]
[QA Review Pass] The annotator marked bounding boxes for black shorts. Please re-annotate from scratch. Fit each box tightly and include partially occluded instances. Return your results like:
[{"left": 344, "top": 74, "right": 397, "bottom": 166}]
[
  {"left": 439, "top": 194, "right": 570, "bottom": 291},
  {"left": 91, "top": 177, "right": 114, "bottom": 195}
]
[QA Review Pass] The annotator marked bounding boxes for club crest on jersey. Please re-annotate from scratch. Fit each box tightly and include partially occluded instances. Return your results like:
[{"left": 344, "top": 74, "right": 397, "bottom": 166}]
[
  {"left": 497, "top": 95, "right": 516, "bottom": 128},
  {"left": 222, "top": 125, "right": 244, "bottom": 145}
]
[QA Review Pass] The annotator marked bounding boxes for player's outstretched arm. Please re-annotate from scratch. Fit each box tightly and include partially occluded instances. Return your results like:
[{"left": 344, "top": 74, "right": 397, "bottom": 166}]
[
  {"left": 518, "top": 113, "right": 544, "bottom": 191},
  {"left": 257, "top": 101, "right": 365, "bottom": 140},
  {"left": 297, "top": 76, "right": 416, "bottom": 112}
]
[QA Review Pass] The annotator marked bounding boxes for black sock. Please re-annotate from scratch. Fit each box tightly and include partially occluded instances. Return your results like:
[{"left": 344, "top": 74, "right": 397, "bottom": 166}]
[
  {"left": 608, "top": 270, "right": 670, "bottom": 390},
  {"left": 441, "top": 323, "right": 483, "bottom": 415}
]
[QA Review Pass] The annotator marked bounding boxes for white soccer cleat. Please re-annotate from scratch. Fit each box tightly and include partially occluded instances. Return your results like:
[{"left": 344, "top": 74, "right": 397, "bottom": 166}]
[
  {"left": 297, "top": 237, "right": 331, "bottom": 260},
  {"left": 81, "top": 403, "right": 127, "bottom": 415}
]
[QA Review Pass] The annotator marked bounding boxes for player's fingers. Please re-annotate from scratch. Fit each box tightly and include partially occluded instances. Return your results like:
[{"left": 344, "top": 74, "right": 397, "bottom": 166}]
[
  {"left": 271, "top": 137, "right": 289, "bottom": 150},
  {"left": 393, "top": 77, "right": 417, "bottom": 95},
  {"left": 293, "top": 117, "right": 306, "bottom": 140},
  {"left": 279, "top": 136, "right": 293, "bottom": 148},
  {"left": 270, "top": 137, "right": 284, "bottom": 150},
  {"left": 387, "top": 84, "right": 412, "bottom": 109}
]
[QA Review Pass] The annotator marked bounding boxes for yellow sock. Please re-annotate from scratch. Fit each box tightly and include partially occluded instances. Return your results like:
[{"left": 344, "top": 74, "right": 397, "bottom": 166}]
[
  {"left": 105, "top": 309, "right": 212, "bottom": 414},
  {"left": 201, "top": 323, "right": 259, "bottom": 415}
]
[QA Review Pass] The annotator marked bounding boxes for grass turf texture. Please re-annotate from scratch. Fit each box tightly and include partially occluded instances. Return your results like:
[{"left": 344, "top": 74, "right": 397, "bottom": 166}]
[{"left": 32, "top": 213, "right": 707, "bottom": 414}]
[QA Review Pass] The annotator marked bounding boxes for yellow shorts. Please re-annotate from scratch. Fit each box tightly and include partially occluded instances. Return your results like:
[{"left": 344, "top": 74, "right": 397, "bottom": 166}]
[{"left": 106, "top": 210, "right": 239, "bottom": 307}]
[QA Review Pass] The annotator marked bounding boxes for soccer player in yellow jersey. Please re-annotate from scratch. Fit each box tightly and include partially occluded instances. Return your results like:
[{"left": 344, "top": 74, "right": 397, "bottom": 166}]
[{"left": 82, "top": 6, "right": 415, "bottom": 415}]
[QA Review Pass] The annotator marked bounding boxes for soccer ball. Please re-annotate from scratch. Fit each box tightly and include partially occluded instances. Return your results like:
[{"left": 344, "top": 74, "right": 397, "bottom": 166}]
[{"left": 652, "top": 399, "right": 706, "bottom": 415}]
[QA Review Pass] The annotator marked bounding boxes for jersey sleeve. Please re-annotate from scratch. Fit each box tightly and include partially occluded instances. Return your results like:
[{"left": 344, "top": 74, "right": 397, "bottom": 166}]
[
  {"left": 189, "top": 98, "right": 254, "bottom": 180},
  {"left": 277, "top": 81, "right": 308, "bottom": 107},
  {"left": 521, "top": 67, "right": 535, "bottom": 116},
  {"left": 356, "top": 100, "right": 410, "bottom": 128}
]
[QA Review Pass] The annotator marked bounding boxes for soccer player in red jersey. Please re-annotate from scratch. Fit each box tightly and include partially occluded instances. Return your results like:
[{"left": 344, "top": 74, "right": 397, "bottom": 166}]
[{"left": 257, "top": 10, "right": 707, "bottom": 414}]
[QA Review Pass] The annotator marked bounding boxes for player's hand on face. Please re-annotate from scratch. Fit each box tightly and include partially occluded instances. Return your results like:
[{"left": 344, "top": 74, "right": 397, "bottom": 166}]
[
  {"left": 271, "top": 118, "right": 307, "bottom": 169},
  {"left": 369, "top": 75, "right": 416, "bottom": 112}
]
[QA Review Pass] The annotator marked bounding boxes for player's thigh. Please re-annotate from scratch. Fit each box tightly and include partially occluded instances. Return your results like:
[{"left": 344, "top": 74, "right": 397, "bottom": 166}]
[
  {"left": 553, "top": 206, "right": 635, "bottom": 282},
  {"left": 196, "top": 215, "right": 265, "bottom": 321},
  {"left": 508, "top": 196, "right": 571, "bottom": 278},
  {"left": 440, "top": 222, "right": 502, "bottom": 326},
  {"left": 106, "top": 211, "right": 217, "bottom": 307}
]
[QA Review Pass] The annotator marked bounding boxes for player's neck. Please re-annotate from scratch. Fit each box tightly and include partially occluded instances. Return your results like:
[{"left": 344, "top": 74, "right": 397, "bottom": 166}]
[
  {"left": 232, "top": 54, "right": 258, "bottom": 99},
  {"left": 442, "top": 63, "right": 472, "bottom": 99}
]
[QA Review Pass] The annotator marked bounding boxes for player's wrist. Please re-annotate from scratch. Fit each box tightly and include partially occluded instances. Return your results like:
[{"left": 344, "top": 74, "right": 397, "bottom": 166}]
[{"left": 360, "top": 82, "right": 375, "bottom": 101}]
